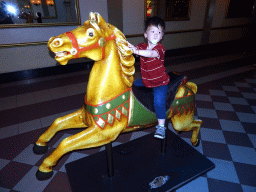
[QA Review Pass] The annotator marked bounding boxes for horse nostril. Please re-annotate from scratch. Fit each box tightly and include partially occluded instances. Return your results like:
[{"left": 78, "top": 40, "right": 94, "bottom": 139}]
[
  {"left": 54, "top": 41, "right": 60, "bottom": 46},
  {"left": 52, "top": 38, "right": 63, "bottom": 47}
]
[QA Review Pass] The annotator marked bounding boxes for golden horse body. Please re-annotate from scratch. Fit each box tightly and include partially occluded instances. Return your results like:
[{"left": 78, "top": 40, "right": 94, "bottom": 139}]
[{"left": 34, "top": 12, "right": 202, "bottom": 180}]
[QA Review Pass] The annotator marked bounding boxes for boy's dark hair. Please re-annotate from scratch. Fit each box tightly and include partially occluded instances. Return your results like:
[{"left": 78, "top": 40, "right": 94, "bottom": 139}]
[{"left": 145, "top": 16, "right": 165, "bottom": 31}]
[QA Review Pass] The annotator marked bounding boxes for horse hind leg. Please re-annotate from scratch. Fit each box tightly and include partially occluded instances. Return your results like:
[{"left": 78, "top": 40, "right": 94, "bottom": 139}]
[
  {"left": 170, "top": 113, "right": 202, "bottom": 146},
  {"left": 33, "top": 106, "right": 88, "bottom": 154},
  {"left": 190, "top": 119, "right": 202, "bottom": 146}
]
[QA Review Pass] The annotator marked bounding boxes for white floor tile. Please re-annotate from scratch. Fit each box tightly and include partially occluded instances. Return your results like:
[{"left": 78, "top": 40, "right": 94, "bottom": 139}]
[
  {"left": 59, "top": 152, "right": 88, "bottom": 172},
  {"left": 207, "top": 158, "right": 240, "bottom": 183},
  {"left": 130, "top": 131, "right": 150, "bottom": 140},
  {"left": 197, "top": 108, "right": 218, "bottom": 119},
  {"left": 195, "top": 94, "right": 212, "bottom": 102},
  {"left": 0, "top": 96, "right": 16, "bottom": 111},
  {"left": 241, "top": 185, "right": 256, "bottom": 192},
  {"left": 200, "top": 128, "right": 226, "bottom": 144},
  {"left": 19, "top": 119, "right": 42, "bottom": 134},
  {"left": 228, "top": 145, "right": 256, "bottom": 165},
  {"left": 48, "top": 87, "right": 68, "bottom": 99},
  {"left": 236, "top": 112, "right": 256, "bottom": 124},
  {"left": 248, "top": 134, "right": 256, "bottom": 148},
  {"left": 213, "top": 102, "right": 234, "bottom": 111},
  {"left": 228, "top": 97, "right": 249, "bottom": 105},
  {"left": 241, "top": 92, "right": 256, "bottom": 99},
  {"left": 234, "top": 82, "right": 251, "bottom": 88},
  {"left": 0, "top": 124, "right": 19, "bottom": 139},
  {"left": 0, "top": 186, "right": 11, "bottom": 192},
  {"left": 209, "top": 90, "right": 226, "bottom": 96},
  {"left": 13, "top": 166, "right": 57, "bottom": 192},
  {"left": 219, "top": 119, "right": 246, "bottom": 133},
  {"left": 33, "top": 90, "right": 52, "bottom": 103},
  {"left": 222, "top": 86, "right": 240, "bottom": 92},
  {"left": 176, "top": 177, "right": 209, "bottom": 192},
  {"left": 0, "top": 158, "right": 10, "bottom": 170},
  {"left": 13, "top": 144, "right": 43, "bottom": 165}
]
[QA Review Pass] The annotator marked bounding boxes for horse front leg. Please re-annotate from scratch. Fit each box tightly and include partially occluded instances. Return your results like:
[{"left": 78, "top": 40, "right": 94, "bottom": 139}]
[
  {"left": 36, "top": 119, "right": 126, "bottom": 180},
  {"left": 33, "top": 106, "right": 88, "bottom": 154}
]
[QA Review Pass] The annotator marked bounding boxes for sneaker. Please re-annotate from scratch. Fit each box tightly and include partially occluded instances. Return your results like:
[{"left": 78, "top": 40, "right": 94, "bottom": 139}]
[{"left": 154, "top": 125, "right": 166, "bottom": 139}]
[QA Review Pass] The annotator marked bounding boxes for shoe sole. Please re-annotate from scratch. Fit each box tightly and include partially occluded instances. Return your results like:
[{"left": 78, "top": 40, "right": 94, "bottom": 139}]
[{"left": 154, "top": 134, "right": 165, "bottom": 139}]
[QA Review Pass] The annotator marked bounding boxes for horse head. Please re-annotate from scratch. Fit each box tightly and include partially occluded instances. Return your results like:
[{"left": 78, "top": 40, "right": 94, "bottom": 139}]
[
  {"left": 47, "top": 13, "right": 132, "bottom": 64},
  {"left": 48, "top": 12, "right": 135, "bottom": 87}
]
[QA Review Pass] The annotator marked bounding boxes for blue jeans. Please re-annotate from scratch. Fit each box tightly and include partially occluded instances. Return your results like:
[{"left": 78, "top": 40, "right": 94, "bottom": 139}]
[{"left": 134, "top": 79, "right": 168, "bottom": 119}]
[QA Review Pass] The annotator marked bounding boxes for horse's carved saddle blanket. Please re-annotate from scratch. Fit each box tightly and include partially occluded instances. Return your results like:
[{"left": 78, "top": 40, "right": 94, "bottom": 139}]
[{"left": 131, "top": 72, "right": 187, "bottom": 113}]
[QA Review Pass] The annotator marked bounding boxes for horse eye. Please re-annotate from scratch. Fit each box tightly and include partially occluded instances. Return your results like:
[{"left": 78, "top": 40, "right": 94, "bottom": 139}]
[{"left": 89, "top": 32, "right": 93, "bottom": 37}]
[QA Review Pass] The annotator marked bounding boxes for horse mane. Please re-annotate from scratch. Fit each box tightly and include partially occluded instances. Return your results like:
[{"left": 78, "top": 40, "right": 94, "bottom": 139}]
[{"left": 107, "top": 24, "right": 135, "bottom": 87}]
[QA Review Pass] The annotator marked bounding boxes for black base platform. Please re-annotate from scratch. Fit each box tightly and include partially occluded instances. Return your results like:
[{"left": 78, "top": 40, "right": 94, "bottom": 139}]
[{"left": 65, "top": 129, "right": 215, "bottom": 192}]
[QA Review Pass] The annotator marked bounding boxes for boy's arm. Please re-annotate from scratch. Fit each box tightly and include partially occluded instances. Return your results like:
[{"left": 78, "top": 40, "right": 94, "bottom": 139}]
[
  {"left": 127, "top": 42, "right": 158, "bottom": 58},
  {"left": 133, "top": 49, "right": 158, "bottom": 58}
]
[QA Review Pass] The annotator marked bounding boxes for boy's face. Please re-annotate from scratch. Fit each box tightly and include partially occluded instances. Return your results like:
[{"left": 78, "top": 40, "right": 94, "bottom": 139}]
[{"left": 144, "top": 25, "right": 164, "bottom": 45}]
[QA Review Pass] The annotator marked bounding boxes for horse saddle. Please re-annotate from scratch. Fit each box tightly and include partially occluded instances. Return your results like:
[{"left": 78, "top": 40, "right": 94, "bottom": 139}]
[{"left": 131, "top": 72, "right": 187, "bottom": 113}]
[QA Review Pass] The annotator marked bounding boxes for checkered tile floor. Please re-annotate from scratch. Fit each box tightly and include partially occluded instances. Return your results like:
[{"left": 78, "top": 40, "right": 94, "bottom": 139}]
[{"left": 0, "top": 50, "right": 256, "bottom": 191}]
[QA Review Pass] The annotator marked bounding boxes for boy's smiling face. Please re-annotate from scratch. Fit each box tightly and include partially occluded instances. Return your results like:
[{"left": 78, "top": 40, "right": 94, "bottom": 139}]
[{"left": 144, "top": 25, "right": 164, "bottom": 45}]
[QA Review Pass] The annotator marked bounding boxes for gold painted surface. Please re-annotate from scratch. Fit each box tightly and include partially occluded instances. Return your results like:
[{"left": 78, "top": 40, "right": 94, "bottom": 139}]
[{"left": 35, "top": 12, "right": 202, "bottom": 176}]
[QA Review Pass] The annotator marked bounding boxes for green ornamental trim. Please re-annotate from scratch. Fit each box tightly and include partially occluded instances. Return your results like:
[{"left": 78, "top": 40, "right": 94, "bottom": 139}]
[
  {"left": 85, "top": 89, "right": 130, "bottom": 129},
  {"left": 170, "top": 84, "right": 195, "bottom": 115}
]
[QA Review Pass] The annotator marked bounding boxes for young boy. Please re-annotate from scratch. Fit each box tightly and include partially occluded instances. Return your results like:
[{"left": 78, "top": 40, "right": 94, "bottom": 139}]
[{"left": 128, "top": 16, "right": 170, "bottom": 139}]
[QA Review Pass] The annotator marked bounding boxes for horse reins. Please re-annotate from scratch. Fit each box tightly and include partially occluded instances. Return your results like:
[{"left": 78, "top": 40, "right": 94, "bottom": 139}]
[{"left": 65, "top": 32, "right": 116, "bottom": 59}]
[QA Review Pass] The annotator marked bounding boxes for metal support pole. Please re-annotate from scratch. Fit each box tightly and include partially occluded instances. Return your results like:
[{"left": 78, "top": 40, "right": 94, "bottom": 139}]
[
  {"left": 105, "top": 142, "right": 114, "bottom": 178},
  {"left": 161, "top": 119, "right": 168, "bottom": 154}
]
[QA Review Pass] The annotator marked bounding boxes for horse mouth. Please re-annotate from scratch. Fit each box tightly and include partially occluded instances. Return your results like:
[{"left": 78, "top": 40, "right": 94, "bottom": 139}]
[{"left": 54, "top": 51, "right": 69, "bottom": 58}]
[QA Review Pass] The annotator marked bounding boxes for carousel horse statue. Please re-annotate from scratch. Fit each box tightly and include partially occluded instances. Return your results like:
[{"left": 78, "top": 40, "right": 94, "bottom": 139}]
[{"left": 33, "top": 12, "right": 202, "bottom": 180}]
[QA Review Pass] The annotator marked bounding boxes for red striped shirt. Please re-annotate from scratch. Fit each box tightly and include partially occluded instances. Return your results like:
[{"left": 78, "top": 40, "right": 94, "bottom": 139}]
[{"left": 136, "top": 43, "right": 170, "bottom": 88}]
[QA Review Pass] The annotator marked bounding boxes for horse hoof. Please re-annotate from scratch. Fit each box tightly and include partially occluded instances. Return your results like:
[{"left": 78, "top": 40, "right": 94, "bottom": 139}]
[
  {"left": 192, "top": 139, "right": 200, "bottom": 147},
  {"left": 36, "top": 169, "right": 53, "bottom": 180},
  {"left": 33, "top": 144, "right": 48, "bottom": 154}
]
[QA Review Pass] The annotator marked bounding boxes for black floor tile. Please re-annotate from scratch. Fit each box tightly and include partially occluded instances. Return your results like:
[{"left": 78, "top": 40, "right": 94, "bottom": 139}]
[
  {"left": 200, "top": 117, "right": 222, "bottom": 130},
  {"left": 234, "top": 162, "right": 256, "bottom": 187},
  {"left": 207, "top": 178, "right": 243, "bottom": 192},
  {"left": 216, "top": 110, "right": 240, "bottom": 121},
  {"left": 223, "top": 131, "right": 254, "bottom": 148},
  {"left": 232, "top": 104, "right": 255, "bottom": 113},
  {"left": 202, "top": 141, "right": 233, "bottom": 161},
  {"left": 241, "top": 122, "right": 256, "bottom": 134},
  {"left": 210, "top": 96, "right": 230, "bottom": 103}
]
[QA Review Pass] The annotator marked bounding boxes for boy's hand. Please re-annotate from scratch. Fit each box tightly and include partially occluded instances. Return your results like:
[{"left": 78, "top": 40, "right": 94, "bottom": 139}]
[{"left": 127, "top": 42, "right": 137, "bottom": 54}]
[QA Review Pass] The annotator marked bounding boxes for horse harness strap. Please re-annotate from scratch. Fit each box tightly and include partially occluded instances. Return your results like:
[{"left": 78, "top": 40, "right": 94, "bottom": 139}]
[
  {"left": 85, "top": 89, "right": 131, "bottom": 129},
  {"left": 65, "top": 32, "right": 116, "bottom": 59}
]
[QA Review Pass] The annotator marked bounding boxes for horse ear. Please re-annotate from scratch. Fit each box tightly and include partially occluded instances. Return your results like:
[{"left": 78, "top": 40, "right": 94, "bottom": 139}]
[
  {"left": 95, "top": 13, "right": 107, "bottom": 27},
  {"left": 89, "top": 12, "right": 107, "bottom": 26},
  {"left": 89, "top": 12, "right": 96, "bottom": 21}
]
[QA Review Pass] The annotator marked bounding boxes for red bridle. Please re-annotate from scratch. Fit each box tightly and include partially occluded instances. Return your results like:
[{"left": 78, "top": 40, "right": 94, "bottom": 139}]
[{"left": 65, "top": 32, "right": 116, "bottom": 59}]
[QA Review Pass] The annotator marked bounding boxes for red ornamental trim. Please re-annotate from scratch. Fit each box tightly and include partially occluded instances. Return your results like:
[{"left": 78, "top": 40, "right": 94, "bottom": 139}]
[
  {"left": 170, "top": 102, "right": 195, "bottom": 116},
  {"left": 65, "top": 32, "right": 116, "bottom": 59},
  {"left": 85, "top": 88, "right": 131, "bottom": 107},
  {"left": 91, "top": 100, "right": 130, "bottom": 129}
]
